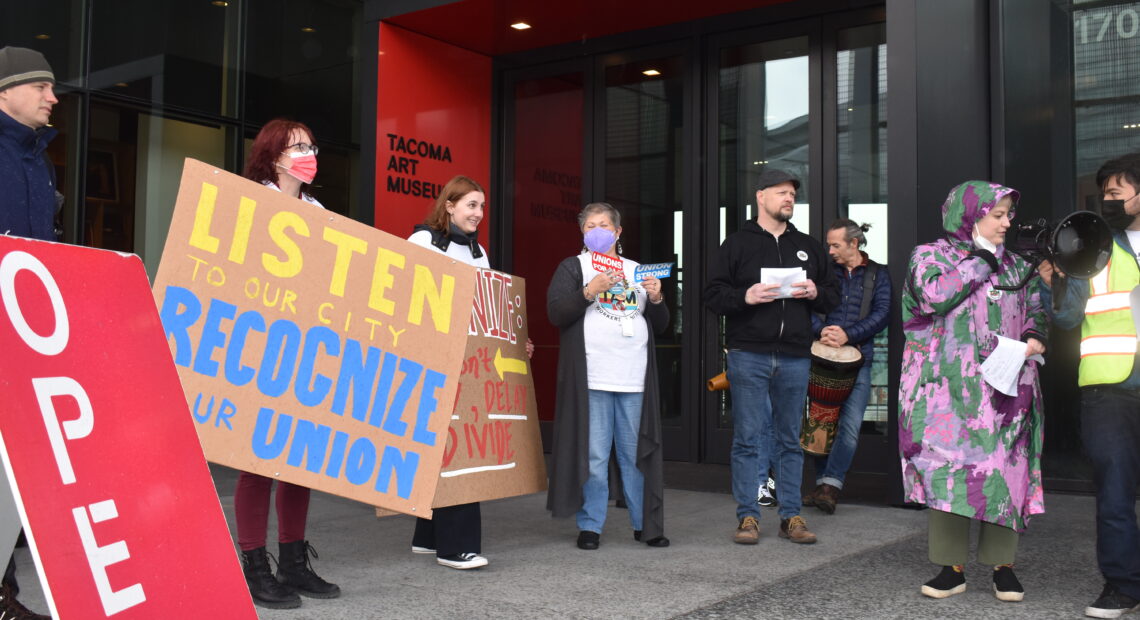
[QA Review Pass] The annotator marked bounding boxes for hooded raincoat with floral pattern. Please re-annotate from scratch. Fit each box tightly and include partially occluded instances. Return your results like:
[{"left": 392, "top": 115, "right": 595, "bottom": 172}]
[{"left": 899, "top": 181, "right": 1046, "bottom": 532}]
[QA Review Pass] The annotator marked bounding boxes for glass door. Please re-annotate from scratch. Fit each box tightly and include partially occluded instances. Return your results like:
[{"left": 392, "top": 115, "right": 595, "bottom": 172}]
[
  {"left": 598, "top": 46, "right": 694, "bottom": 459},
  {"left": 703, "top": 30, "right": 818, "bottom": 463},
  {"left": 503, "top": 62, "right": 588, "bottom": 448}
]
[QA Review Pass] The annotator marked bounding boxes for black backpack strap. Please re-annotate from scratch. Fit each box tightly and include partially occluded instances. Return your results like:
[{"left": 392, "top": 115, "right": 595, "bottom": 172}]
[{"left": 858, "top": 262, "right": 880, "bottom": 320}]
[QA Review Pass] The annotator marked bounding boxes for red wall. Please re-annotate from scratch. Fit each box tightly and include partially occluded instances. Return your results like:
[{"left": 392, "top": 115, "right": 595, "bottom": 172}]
[
  {"left": 375, "top": 23, "right": 492, "bottom": 243},
  {"left": 510, "top": 75, "right": 585, "bottom": 421}
]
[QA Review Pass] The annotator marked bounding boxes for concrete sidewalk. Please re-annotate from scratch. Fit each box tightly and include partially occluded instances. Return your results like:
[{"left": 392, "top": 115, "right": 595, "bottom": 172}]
[{"left": 11, "top": 467, "right": 1109, "bottom": 618}]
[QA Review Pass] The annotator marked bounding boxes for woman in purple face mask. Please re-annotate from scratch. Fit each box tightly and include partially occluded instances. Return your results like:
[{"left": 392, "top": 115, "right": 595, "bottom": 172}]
[
  {"left": 545, "top": 202, "right": 671, "bottom": 550},
  {"left": 233, "top": 119, "right": 340, "bottom": 610}
]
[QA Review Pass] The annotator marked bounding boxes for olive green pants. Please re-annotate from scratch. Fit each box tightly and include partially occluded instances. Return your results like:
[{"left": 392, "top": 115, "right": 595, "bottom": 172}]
[{"left": 927, "top": 509, "right": 1018, "bottom": 566}]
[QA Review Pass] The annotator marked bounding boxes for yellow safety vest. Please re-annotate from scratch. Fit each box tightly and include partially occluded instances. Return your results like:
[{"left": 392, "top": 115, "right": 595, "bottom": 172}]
[{"left": 1080, "top": 240, "right": 1140, "bottom": 386}]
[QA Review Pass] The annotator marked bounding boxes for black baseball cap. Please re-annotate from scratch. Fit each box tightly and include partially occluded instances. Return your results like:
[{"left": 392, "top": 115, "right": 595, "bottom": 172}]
[{"left": 756, "top": 169, "right": 801, "bottom": 191}]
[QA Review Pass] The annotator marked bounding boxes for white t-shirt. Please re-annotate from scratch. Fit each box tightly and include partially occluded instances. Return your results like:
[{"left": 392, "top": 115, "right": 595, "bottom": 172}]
[
  {"left": 1127, "top": 230, "right": 1140, "bottom": 259},
  {"left": 579, "top": 252, "right": 649, "bottom": 392},
  {"left": 406, "top": 229, "right": 490, "bottom": 268}
]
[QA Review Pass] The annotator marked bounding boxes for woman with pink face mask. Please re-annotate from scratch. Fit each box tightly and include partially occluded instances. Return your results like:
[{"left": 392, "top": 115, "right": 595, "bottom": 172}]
[{"left": 234, "top": 119, "right": 339, "bottom": 610}]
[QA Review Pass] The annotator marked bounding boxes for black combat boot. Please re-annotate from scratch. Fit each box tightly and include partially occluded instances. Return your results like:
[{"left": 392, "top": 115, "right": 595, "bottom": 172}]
[
  {"left": 276, "top": 540, "right": 341, "bottom": 599},
  {"left": 241, "top": 547, "right": 301, "bottom": 609},
  {"left": 0, "top": 582, "right": 49, "bottom": 619}
]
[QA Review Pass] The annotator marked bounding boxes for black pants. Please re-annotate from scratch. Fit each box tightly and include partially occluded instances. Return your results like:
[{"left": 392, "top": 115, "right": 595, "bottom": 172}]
[
  {"left": 412, "top": 502, "right": 481, "bottom": 557},
  {"left": 1082, "top": 387, "right": 1140, "bottom": 599}
]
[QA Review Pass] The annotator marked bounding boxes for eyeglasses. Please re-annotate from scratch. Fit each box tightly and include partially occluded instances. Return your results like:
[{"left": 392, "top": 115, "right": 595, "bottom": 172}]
[{"left": 286, "top": 142, "right": 319, "bottom": 155}]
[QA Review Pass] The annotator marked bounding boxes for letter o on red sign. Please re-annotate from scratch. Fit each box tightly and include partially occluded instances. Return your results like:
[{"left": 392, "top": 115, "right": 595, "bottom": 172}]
[{"left": 0, "top": 251, "right": 69, "bottom": 356}]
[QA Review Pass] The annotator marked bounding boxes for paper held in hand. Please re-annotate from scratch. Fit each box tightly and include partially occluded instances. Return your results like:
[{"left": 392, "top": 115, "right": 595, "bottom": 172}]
[
  {"left": 760, "top": 267, "right": 807, "bottom": 299},
  {"left": 980, "top": 335, "right": 1045, "bottom": 396}
]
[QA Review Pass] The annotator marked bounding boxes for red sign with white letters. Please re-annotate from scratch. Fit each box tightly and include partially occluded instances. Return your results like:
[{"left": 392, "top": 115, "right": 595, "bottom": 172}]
[{"left": 0, "top": 237, "right": 255, "bottom": 619}]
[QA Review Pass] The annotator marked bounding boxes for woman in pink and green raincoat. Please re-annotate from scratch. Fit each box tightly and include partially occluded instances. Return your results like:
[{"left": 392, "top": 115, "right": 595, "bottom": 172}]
[{"left": 899, "top": 181, "right": 1047, "bottom": 603}]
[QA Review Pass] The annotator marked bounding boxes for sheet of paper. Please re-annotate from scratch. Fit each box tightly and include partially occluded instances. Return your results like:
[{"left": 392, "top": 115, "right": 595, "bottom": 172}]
[
  {"left": 760, "top": 267, "right": 807, "bottom": 299},
  {"left": 980, "top": 335, "right": 1037, "bottom": 396}
]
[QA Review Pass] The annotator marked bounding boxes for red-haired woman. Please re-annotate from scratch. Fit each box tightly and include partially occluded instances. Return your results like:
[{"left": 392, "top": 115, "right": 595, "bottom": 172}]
[{"left": 235, "top": 119, "right": 340, "bottom": 609}]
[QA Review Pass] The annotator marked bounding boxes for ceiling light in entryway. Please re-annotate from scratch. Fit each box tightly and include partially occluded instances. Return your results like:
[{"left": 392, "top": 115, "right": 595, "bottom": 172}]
[
  {"left": 511, "top": 22, "right": 531, "bottom": 30},
  {"left": 642, "top": 69, "right": 661, "bottom": 76}
]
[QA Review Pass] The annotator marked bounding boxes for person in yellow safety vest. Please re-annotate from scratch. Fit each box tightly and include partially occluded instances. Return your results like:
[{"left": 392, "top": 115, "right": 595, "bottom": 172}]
[{"left": 1048, "top": 152, "right": 1140, "bottom": 620}]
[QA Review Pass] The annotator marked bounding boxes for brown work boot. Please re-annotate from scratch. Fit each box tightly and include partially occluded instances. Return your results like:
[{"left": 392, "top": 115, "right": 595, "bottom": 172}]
[
  {"left": 801, "top": 484, "right": 821, "bottom": 508},
  {"left": 815, "top": 483, "right": 840, "bottom": 514},
  {"left": 733, "top": 516, "right": 760, "bottom": 544},
  {"left": 779, "top": 515, "right": 817, "bottom": 544}
]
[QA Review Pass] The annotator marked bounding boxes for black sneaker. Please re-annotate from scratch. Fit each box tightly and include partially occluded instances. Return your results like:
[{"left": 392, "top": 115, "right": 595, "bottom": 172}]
[
  {"left": 437, "top": 552, "right": 488, "bottom": 570},
  {"left": 921, "top": 565, "right": 966, "bottom": 599},
  {"left": 993, "top": 565, "right": 1024, "bottom": 602},
  {"left": 1086, "top": 583, "right": 1140, "bottom": 618},
  {"left": 757, "top": 476, "right": 778, "bottom": 508}
]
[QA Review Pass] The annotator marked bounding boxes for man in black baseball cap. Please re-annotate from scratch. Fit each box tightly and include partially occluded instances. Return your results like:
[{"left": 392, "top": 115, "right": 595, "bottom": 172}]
[
  {"left": 705, "top": 167, "right": 837, "bottom": 547},
  {"left": 755, "top": 168, "right": 801, "bottom": 192}
]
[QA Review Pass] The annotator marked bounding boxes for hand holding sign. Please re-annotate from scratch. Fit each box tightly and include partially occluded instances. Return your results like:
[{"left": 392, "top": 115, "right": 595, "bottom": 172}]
[
  {"left": 586, "top": 269, "right": 621, "bottom": 300},
  {"left": 641, "top": 276, "right": 663, "bottom": 304}
]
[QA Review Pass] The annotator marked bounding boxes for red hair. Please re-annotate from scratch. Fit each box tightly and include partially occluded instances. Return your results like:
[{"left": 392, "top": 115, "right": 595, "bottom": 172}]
[
  {"left": 243, "top": 119, "right": 315, "bottom": 187},
  {"left": 422, "top": 175, "right": 486, "bottom": 233}
]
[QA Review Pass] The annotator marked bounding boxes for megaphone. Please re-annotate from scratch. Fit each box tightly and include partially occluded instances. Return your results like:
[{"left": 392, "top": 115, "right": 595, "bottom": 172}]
[{"left": 994, "top": 211, "right": 1112, "bottom": 302}]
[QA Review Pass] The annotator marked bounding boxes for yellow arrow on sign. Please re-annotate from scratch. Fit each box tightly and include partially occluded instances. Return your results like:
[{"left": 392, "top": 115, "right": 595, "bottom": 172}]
[{"left": 494, "top": 347, "right": 528, "bottom": 380}]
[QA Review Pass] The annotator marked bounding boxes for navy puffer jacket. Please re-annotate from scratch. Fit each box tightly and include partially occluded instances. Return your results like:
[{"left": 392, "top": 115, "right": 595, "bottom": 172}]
[
  {"left": 0, "top": 108, "right": 58, "bottom": 241},
  {"left": 811, "top": 254, "right": 891, "bottom": 363}
]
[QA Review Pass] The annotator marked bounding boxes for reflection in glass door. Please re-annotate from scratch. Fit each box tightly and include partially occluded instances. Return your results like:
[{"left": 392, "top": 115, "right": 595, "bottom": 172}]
[
  {"left": 836, "top": 23, "right": 889, "bottom": 435},
  {"left": 602, "top": 53, "right": 690, "bottom": 457},
  {"left": 707, "top": 36, "right": 813, "bottom": 462},
  {"left": 508, "top": 70, "right": 586, "bottom": 437}
]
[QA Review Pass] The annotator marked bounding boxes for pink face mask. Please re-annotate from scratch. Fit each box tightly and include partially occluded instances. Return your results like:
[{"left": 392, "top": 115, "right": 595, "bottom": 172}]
[{"left": 277, "top": 151, "right": 318, "bottom": 184}]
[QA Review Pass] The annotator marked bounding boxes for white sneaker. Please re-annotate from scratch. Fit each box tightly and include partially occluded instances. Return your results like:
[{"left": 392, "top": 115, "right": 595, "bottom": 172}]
[
  {"left": 437, "top": 552, "right": 488, "bottom": 570},
  {"left": 411, "top": 545, "right": 435, "bottom": 554}
]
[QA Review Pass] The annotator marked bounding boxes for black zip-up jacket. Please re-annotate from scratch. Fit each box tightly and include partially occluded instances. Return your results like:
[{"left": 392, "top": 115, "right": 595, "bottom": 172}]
[{"left": 704, "top": 220, "right": 839, "bottom": 357}]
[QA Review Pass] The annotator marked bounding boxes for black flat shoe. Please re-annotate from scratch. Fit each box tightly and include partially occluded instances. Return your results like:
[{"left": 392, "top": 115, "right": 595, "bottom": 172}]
[
  {"left": 633, "top": 531, "right": 670, "bottom": 547},
  {"left": 577, "top": 530, "right": 600, "bottom": 550}
]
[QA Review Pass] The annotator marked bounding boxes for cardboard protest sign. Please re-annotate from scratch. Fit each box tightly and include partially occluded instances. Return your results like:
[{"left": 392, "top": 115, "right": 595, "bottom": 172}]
[
  {"left": 0, "top": 237, "right": 255, "bottom": 619},
  {"left": 152, "top": 159, "right": 476, "bottom": 517},
  {"left": 432, "top": 269, "right": 546, "bottom": 507}
]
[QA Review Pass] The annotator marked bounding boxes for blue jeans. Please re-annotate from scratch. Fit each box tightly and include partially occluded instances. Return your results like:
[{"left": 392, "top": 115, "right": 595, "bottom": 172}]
[
  {"left": 577, "top": 390, "right": 644, "bottom": 533},
  {"left": 813, "top": 364, "right": 871, "bottom": 489},
  {"left": 728, "top": 350, "right": 810, "bottom": 521},
  {"left": 756, "top": 426, "right": 775, "bottom": 488},
  {"left": 1082, "top": 387, "right": 1140, "bottom": 600}
]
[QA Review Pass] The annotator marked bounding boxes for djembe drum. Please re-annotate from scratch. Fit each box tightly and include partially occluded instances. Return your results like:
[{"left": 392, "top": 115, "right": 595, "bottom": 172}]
[{"left": 800, "top": 341, "right": 864, "bottom": 455}]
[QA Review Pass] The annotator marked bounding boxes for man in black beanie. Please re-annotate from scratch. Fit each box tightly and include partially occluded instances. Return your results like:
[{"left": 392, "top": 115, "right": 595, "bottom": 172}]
[
  {"left": 0, "top": 46, "right": 60, "bottom": 241},
  {"left": 0, "top": 45, "right": 56, "bottom": 620}
]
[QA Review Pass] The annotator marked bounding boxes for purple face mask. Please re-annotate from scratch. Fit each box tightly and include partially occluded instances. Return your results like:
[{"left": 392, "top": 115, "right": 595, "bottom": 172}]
[{"left": 584, "top": 227, "right": 617, "bottom": 253}]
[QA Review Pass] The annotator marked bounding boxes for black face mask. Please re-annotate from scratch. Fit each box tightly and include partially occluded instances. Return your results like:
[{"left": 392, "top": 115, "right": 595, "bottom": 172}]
[{"left": 1101, "top": 197, "right": 1137, "bottom": 230}]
